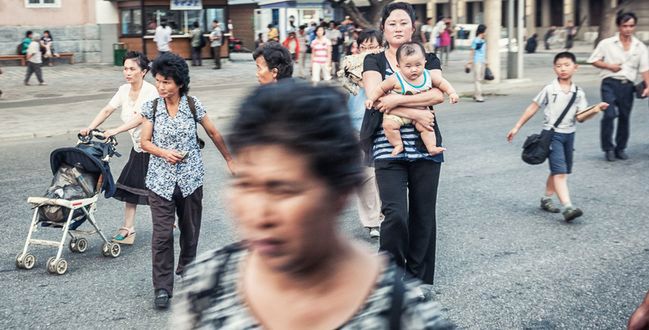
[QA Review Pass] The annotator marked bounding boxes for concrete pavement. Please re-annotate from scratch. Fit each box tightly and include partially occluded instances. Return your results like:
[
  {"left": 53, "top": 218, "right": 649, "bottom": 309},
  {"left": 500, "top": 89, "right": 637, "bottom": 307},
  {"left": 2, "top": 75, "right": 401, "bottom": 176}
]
[{"left": 0, "top": 43, "right": 602, "bottom": 141}]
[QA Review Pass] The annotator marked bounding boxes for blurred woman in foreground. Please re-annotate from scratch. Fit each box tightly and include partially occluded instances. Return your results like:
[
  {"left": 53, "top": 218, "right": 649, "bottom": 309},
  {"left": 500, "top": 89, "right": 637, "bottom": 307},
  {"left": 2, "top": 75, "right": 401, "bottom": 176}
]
[{"left": 170, "top": 81, "right": 452, "bottom": 329}]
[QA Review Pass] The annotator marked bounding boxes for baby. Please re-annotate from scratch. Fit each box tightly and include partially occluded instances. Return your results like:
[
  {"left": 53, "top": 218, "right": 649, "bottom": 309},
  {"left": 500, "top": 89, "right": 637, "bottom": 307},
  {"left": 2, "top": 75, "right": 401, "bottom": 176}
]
[{"left": 365, "top": 42, "right": 458, "bottom": 156}]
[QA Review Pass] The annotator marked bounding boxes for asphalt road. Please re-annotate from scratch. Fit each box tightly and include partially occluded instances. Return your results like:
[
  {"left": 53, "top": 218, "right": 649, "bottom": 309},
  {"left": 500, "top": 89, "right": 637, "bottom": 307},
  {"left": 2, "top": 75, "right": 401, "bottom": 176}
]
[{"left": 1, "top": 80, "right": 648, "bottom": 329}]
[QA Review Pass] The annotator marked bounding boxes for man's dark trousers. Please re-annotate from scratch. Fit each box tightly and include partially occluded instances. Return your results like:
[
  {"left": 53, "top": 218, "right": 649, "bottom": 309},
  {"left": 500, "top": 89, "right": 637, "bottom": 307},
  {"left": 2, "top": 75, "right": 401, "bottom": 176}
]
[
  {"left": 600, "top": 77, "right": 635, "bottom": 153},
  {"left": 211, "top": 46, "right": 221, "bottom": 69}
]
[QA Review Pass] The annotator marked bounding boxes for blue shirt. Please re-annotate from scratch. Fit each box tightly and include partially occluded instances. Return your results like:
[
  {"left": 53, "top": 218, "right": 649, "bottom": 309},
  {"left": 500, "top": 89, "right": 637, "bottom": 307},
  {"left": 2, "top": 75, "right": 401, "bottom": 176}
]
[
  {"left": 141, "top": 95, "right": 206, "bottom": 201},
  {"left": 471, "top": 37, "right": 486, "bottom": 63},
  {"left": 347, "top": 88, "right": 366, "bottom": 132}
]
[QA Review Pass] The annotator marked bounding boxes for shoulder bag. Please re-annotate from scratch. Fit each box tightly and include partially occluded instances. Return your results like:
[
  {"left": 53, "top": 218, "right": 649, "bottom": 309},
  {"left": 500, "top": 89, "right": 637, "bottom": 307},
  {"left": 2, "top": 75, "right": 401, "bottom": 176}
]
[{"left": 521, "top": 89, "right": 577, "bottom": 165}]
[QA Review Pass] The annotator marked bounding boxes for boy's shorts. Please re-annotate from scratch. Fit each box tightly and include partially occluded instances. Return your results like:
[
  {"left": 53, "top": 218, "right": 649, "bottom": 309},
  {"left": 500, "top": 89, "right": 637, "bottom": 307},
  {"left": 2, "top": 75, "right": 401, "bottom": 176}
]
[
  {"left": 548, "top": 132, "right": 575, "bottom": 175},
  {"left": 384, "top": 114, "right": 412, "bottom": 126}
]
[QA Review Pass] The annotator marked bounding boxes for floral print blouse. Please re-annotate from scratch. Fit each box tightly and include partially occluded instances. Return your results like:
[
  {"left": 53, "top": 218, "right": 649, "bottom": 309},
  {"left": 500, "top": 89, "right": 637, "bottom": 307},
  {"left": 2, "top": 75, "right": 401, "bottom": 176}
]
[
  {"left": 141, "top": 95, "right": 206, "bottom": 201},
  {"left": 170, "top": 243, "right": 453, "bottom": 329}
]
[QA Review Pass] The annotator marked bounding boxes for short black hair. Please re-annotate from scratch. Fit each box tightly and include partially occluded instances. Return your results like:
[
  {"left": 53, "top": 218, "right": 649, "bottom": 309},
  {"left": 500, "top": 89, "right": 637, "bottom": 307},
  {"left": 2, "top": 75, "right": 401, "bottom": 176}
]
[
  {"left": 267, "top": 23, "right": 274, "bottom": 28},
  {"left": 381, "top": 2, "right": 416, "bottom": 30},
  {"left": 252, "top": 42, "right": 293, "bottom": 80},
  {"left": 193, "top": 21, "right": 199, "bottom": 28},
  {"left": 553, "top": 51, "right": 576, "bottom": 64},
  {"left": 43, "top": 30, "right": 53, "bottom": 39},
  {"left": 396, "top": 42, "right": 426, "bottom": 62},
  {"left": 151, "top": 52, "right": 190, "bottom": 95},
  {"left": 229, "top": 80, "right": 363, "bottom": 193},
  {"left": 213, "top": 19, "right": 219, "bottom": 24},
  {"left": 477, "top": 24, "right": 487, "bottom": 35},
  {"left": 616, "top": 12, "right": 637, "bottom": 26},
  {"left": 358, "top": 29, "right": 383, "bottom": 47},
  {"left": 26, "top": 30, "right": 33, "bottom": 37},
  {"left": 123, "top": 51, "right": 151, "bottom": 73}
]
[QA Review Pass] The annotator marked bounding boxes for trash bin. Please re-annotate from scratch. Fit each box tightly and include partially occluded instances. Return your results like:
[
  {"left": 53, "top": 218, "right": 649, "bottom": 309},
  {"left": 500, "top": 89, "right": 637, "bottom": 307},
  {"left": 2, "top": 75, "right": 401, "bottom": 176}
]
[{"left": 113, "top": 43, "right": 127, "bottom": 66}]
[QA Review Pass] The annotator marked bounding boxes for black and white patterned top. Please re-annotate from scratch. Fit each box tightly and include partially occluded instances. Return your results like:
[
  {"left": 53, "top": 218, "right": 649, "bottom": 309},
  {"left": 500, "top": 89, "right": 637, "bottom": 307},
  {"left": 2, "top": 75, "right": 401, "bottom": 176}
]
[
  {"left": 141, "top": 95, "right": 206, "bottom": 200},
  {"left": 170, "top": 243, "right": 453, "bottom": 329}
]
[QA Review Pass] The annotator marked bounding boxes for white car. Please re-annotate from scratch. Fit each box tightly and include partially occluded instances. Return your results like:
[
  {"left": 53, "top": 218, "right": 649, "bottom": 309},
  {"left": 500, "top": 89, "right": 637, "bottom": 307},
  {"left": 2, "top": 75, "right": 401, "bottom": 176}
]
[{"left": 453, "top": 23, "right": 519, "bottom": 52}]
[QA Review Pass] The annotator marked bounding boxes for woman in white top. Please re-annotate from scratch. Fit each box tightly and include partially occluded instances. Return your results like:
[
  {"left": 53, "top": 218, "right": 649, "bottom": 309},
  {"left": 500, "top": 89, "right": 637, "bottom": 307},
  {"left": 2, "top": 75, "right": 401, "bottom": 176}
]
[{"left": 80, "top": 51, "right": 159, "bottom": 245}]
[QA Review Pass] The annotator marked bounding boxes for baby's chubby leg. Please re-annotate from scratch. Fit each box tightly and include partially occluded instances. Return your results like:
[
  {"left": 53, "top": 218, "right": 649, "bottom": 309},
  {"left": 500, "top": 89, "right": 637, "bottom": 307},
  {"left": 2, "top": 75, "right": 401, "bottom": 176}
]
[
  {"left": 415, "top": 122, "right": 446, "bottom": 156},
  {"left": 382, "top": 116, "right": 405, "bottom": 156}
]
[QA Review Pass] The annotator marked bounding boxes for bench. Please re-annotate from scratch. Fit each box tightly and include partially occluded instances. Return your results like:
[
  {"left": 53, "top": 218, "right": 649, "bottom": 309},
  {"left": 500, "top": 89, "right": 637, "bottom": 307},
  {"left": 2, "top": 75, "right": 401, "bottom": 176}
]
[
  {"left": 0, "top": 55, "right": 26, "bottom": 66},
  {"left": 0, "top": 52, "right": 74, "bottom": 66}
]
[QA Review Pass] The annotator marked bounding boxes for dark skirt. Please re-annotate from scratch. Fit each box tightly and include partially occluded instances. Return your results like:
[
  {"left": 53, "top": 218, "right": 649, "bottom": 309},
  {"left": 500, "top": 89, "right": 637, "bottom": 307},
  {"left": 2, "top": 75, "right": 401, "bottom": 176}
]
[{"left": 113, "top": 148, "right": 150, "bottom": 205}]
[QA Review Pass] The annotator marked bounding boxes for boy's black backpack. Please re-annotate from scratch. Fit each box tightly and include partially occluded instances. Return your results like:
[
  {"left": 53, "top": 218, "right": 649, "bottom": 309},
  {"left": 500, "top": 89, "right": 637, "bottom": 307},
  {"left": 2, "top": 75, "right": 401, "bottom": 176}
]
[{"left": 199, "top": 35, "right": 206, "bottom": 48}]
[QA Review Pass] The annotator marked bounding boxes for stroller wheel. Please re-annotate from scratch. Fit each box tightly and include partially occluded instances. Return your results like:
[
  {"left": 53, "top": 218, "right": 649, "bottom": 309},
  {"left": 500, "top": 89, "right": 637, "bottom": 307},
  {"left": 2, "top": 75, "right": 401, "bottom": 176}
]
[
  {"left": 22, "top": 254, "right": 36, "bottom": 270},
  {"left": 70, "top": 238, "right": 88, "bottom": 253},
  {"left": 15, "top": 253, "right": 35, "bottom": 269},
  {"left": 102, "top": 243, "right": 120, "bottom": 258},
  {"left": 47, "top": 258, "right": 68, "bottom": 275}
]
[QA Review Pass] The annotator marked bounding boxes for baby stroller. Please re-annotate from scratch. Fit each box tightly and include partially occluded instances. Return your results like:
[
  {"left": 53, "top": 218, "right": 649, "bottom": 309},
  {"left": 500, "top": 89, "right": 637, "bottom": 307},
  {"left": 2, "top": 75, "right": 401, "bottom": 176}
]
[{"left": 16, "top": 130, "right": 121, "bottom": 275}]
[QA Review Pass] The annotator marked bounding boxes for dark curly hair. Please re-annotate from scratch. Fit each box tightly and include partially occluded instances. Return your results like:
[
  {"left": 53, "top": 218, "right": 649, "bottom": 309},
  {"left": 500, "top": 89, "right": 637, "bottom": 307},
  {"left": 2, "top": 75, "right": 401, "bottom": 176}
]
[
  {"left": 228, "top": 80, "right": 363, "bottom": 193},
  {"left": 151, "top": 52, "right": 190, "bottom": 95},
  {"left": 252, "top": 42, "right": 293, "bottom": 80},
  {"left": 123, "top": 51, "right": 150, "bottom": 74}
]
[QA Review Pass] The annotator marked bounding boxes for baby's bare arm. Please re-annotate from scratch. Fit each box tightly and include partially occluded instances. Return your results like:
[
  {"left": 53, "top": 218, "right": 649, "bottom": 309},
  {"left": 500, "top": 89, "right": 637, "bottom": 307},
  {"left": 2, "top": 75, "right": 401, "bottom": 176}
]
[
  {"left": 367, "top": 75, "right": 398, "bottom": 103},
  {"left": 429, "top": 69, "right": 457, "bottom": 95}
]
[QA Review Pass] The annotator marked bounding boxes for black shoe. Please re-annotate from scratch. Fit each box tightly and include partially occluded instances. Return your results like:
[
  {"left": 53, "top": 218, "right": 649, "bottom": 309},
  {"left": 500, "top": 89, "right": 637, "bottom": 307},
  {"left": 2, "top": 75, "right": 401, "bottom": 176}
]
[
  {"left": 605, "top": 150, "right": 616, "bottom": 162},
  {"left": 563, "top": 207, "right": 583, "bottom": 222},
  {"left": 154, "top": 289, "right": 170, "bottom": 310},
  {"left": 540, "top": 198, "right": 560, "bottom": 213},
  {"left": 615, "top": 150, "right": 628, "bottom": 160}
]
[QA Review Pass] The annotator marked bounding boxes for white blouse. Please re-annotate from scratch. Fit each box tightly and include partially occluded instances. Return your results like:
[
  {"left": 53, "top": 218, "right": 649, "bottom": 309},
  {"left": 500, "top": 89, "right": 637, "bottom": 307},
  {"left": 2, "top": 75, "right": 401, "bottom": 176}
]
[{"left": 108, "top": 81, "right": 159, "bottom": 152}]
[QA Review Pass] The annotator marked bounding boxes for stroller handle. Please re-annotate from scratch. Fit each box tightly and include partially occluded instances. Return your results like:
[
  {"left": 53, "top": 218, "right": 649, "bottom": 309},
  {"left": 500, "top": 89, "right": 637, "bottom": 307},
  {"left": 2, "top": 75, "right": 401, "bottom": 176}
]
[{"left": 77, "top": 129, "right": 118, "bottom": 146}]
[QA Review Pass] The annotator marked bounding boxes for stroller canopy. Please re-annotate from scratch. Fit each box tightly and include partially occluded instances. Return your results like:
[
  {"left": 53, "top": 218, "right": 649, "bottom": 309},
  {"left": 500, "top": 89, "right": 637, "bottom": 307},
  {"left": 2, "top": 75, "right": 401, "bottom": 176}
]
[{"left": 49, "top": 146, "right": 116, "bottom": 198}]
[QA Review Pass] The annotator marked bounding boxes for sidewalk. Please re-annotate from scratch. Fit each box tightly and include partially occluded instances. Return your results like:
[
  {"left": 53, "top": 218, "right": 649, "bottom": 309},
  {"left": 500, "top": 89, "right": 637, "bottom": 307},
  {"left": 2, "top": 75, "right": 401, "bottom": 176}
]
[{"left": 0, "top": 46, "right": 601, "bottom": 141}]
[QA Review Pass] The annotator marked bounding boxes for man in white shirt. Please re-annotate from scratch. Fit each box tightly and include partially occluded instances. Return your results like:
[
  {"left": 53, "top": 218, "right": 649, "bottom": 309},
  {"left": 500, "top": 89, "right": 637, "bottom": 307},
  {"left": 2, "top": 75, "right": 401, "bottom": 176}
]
[
  {"left": 24, "top": 32, "right": 46, "bottom": 86},
  {"left": 587, "top": 12, "right": 649, "bottom": 161},
  {"left": 209, "top": 20, "right": 223, "bottom": 70},
  {"left": 153, "top": 19, "right": 173, "bottom": 55}
]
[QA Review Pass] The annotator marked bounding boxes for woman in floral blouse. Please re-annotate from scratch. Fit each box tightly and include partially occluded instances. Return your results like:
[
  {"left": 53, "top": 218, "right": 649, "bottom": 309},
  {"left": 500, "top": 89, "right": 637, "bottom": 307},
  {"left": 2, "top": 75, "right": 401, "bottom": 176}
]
[{"left": 139, "top": 52, "right": 235, "bottom": 310}]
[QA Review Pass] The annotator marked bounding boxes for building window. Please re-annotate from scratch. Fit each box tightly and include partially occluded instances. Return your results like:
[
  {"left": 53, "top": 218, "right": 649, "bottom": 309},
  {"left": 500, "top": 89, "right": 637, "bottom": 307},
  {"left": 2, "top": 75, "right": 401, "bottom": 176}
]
[
  {"left": 25, "top": 0, "right": 61, "bottom": 8},
  {"left": 206, "top": 8, "right": 227, "bottom": 32},
  {"left": 121, "top": 9, "right": 143, "bottom": 36}
]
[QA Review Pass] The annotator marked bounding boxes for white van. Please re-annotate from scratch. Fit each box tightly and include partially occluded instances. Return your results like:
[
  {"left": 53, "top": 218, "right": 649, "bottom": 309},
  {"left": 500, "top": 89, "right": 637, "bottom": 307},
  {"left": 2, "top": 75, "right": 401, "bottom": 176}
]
[{"left": 453, "top": 24, "right": 519, "bottom": 52}]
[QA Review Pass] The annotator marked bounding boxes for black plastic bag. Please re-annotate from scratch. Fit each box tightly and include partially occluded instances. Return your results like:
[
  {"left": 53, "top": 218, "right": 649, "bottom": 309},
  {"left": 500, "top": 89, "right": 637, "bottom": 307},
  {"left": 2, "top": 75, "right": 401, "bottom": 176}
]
[{"left": 522, "top": 129, "right": 554, "bottom": 165}]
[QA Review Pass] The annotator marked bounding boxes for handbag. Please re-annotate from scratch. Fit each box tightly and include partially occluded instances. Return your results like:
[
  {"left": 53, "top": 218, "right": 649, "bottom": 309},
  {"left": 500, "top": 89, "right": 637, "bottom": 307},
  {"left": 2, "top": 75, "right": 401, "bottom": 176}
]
[
  {"left": 484, "top": 66, "right": 495, "bottom": 81},
  {"left": 521, "top": 89, "right": 577, "bottom": 165},
  {"left": 635, "top": 81, "right": 646, "bottom": 99}
]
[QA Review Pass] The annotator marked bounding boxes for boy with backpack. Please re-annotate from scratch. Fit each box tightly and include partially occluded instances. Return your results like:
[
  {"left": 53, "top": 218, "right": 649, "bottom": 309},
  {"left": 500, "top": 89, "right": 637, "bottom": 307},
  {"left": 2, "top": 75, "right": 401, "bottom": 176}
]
[{"left": 506, "top": 52, "right": 608, "bottom": 222}]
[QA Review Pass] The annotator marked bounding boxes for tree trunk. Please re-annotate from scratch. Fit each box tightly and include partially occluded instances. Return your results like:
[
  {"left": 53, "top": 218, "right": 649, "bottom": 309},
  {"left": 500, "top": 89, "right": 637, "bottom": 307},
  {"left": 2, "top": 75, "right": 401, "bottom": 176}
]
[
  {"left": 594, "top": 0, "right": 636, "bottom": 47},
  {"left": 327, "top": 0, "right": 394, "bottom": 29}
]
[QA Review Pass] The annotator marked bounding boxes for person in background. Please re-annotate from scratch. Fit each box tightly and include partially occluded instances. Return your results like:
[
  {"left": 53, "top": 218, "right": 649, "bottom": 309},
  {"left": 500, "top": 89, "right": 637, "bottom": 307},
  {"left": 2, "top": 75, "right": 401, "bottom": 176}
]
[
  {"left": 587, "top": 12, "right": 649, "bottom": 161},
  {"left": 227, "top": 19, "right": 234, "bottom": 38},
  {"left": 422, "top": 17, "right": 434, "bottom": 52},
  {"left": 81, "top": 51, "right": 158, "bottom": 245},
  {"left": 139, "top": 53, "right": 235, "bottom": 310},
  {"left": 24, "top": 32, "right": 45, "bottom": 86},
  {"left": 544, "top": 26, "right": 556, "bottom": 50},
  {"left": 412, "top": 16, "right": 423, "bottom": 43},
  {"left": 254, "top": 32, "right": 264, "bottom": 50},
  {"left": 327, "top": 21, "right": 343, "bottom": 77},
  {"left": 267, "top": 24, "right": 279, "bottom": 42},
  {"left": 170, "top": 80, "right": 453, "bottom": 329},
  {"left": 564, "top": 20, "right": 577, "bottom": 51},
  {"left": 40, "top": 30, "right": 60, "bottom": 67},
  {"left": 467, "top": 24, "right": 487, "bottom": 102},
  {"left": 296, "top": 25, "right": 309, "bottom": 78},
  {"left": 209, "top": 20, "right": 223, "bottom": 70},
  {"left": 282, "top": 31, "right": 300, "bottom": 62},
  {"left": 190, "top": 21, "right": 203, "bottom": 67},
  {"left": 525, "top": 33, "right": 539, "bottom": 53},
  {"left": 153, "top": 19, "right": 173, "bottom": 56},
  {"left": 253, "top": 42, "right": 293, "bottom": 85},
  {"left": 339, "top": 29, "right": 384, "bottom": 238},
  {"left": 21, "top": 31, "right": 32, "bottom": 55},
  {"left": 311, "top": 25, "right": 332, "bottom": 83},
  {"left": 437, "top": 21, "right": 452, "bottom": 67}
]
